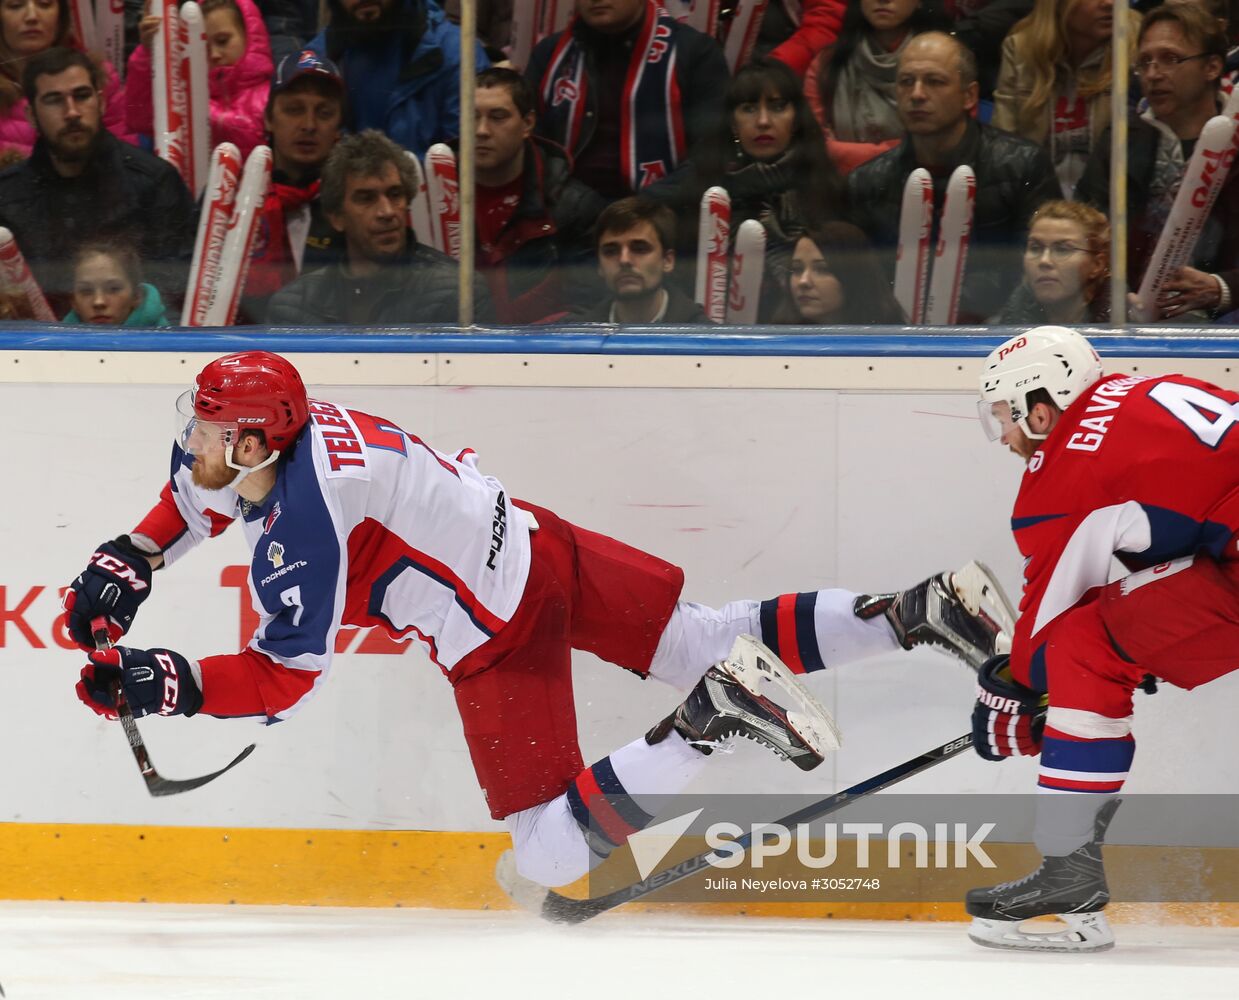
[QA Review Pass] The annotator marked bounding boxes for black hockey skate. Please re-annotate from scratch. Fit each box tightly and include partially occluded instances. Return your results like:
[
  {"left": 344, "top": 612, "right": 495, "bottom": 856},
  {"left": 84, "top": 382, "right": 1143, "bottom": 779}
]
[
  {"left": 854, "top": 560, "right": 1015, "bottom": 671},
  {"left": 648, "top": 635, "right": 841, "bottom": 771},
  {"left": 965, "top": 799, "right": 1121, "bottom": 953}
]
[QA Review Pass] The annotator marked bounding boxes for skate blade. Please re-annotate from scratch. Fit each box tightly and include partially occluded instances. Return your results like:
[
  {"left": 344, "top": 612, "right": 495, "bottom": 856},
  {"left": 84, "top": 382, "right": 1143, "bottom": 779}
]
[
  {"left": 967, "top": 912, "right": 1115, "bottom": 953},
  {"left": 722, "top": 635, "right": 842, "bottom": 753},
  {"left": 952, "top": 560, "right": 1017, "bottom": 645}
]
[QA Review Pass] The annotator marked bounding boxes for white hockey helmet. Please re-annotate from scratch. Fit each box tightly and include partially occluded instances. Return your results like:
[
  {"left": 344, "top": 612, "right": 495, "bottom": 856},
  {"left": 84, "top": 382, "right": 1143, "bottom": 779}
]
[{"left": 978, "top": 326, "right": 1103, "bottom": 441}]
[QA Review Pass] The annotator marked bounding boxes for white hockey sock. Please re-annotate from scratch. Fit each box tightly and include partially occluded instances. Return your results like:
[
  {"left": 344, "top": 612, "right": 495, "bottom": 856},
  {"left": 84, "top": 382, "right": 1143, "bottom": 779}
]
[
  {"left": 647, "top": 590, "right": 899, "bottom": 691},
  {"left": 506, "top": 732, "right": 707, "bottom": 888}
]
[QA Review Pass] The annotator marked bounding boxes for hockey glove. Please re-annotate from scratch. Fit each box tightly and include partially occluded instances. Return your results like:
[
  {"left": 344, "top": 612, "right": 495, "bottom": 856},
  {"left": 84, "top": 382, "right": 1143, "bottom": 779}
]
[
  {"left": 77, "top": 646, "right": 203, "bottom": 720},
  {"left": 971, "top": 654, "right": 1047, "bottom": 761},
  {"left": 63, "top": 538, "right": 154, "bottom": 651}
]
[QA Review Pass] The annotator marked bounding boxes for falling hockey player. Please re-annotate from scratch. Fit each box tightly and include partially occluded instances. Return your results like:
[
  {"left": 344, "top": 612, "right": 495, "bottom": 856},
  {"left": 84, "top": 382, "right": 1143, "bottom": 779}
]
[
  {"left": 63, "top": 351, "right": 1007, "bottom": 889},
  {"left": 969, "top": 325, "right": 1239, "bottom": 952}
]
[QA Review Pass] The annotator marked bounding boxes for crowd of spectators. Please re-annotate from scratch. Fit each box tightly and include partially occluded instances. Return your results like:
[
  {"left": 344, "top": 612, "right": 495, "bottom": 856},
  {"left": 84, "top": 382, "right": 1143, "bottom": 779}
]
[{"left": 0, "top": 0, "right": 1237, "bottom": 328}]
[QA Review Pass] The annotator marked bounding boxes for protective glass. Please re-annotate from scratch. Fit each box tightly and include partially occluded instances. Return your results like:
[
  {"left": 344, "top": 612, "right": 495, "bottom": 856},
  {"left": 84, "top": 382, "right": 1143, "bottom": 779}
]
[
  {"left": 175, "top": 389, "right": 237, "bottom": 455},
  {"left": 977, "top": 399, "right": 1017, "bottom": 441}
]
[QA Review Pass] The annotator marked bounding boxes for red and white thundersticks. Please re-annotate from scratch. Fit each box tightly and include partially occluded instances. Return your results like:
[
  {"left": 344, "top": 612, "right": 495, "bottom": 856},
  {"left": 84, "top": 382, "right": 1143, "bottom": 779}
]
[
  {"left": 98, "top": 0, "right": 125, "bottom": 80},
  {"left": 726, "top": 219, "right": 766, "bottom": 325},
  {"left": 1135, "top": 114, "right": 1239, "bottom": 319},
  {"left": 153, "top": 0, "right": 208, "bottom": 195},
  {"left": 0, "top": 227, "right": 55, "bottom": 322},
  {"left": 180, "top": 1, "right": 210, "bottom": 197},
  {"left": 182, "top": 142, "right": 243, "bottom": 326},
  {"left": 695, "top": 185, "right": 731, "bottom": 324},
  {"left": 924, "top": 165, "right": 975, "bottom": 326},
  {"left": 203, "top": 145, "right": 272, "bottom": 326},
  {"left": 894, "top": 168, "right": 933, "bottom": 325},
  {"left": 425, "top": 143, "right": 461, "bottom": 260},
  {"left": 406, "top": 150, "right": 433, "bottom": 250}
]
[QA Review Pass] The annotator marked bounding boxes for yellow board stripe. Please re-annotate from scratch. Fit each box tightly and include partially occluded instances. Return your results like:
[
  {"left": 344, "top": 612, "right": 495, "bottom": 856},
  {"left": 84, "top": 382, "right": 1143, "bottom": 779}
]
[{"left": 1, "top": 823, "right": 1235, "bottom": 925}]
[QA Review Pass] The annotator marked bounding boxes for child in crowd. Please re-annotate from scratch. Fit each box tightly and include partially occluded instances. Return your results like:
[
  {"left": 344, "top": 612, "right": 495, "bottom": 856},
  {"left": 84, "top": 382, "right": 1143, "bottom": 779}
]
[
  {"left": 63, "top": 241, "right": 170, "bottom": 326},
  {"left": 128, "top": 0, "right": 274, "bottom": 159}
]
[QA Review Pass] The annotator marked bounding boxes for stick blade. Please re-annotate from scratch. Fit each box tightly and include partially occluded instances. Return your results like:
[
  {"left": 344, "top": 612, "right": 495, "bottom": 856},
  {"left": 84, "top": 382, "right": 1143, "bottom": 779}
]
[{"left": 144, "top": 743, "right": 256, "bottom": 797}]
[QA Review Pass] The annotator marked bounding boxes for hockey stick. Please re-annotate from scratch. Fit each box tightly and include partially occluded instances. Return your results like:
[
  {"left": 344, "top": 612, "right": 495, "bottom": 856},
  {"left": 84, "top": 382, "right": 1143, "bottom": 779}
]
[
  {"left": 91, "top": 616, "right": 255, "bottom": 797},
  {"left": 496, "top": 732, "right": 974, "bottom": 924}
]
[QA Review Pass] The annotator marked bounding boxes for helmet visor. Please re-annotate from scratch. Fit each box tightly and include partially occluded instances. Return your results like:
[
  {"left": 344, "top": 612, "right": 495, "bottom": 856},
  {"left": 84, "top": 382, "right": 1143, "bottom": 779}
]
[
  {"left": 977, "top": 399, "right": 1016, "bottom": 442},
  {"left": 175, "top": 389, "right": 238, "bottom": 456}
]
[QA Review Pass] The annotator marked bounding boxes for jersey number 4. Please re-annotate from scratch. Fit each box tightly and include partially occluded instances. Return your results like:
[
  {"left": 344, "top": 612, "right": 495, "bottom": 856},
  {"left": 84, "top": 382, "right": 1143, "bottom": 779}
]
[{"left": 1150, "top": 382, "right": 1239, "bottom": 449}]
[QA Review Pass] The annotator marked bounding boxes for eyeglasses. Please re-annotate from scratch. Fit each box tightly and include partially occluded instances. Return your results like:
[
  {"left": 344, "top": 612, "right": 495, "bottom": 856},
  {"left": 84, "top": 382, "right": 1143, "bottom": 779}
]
[
  {"left": 1134, "top": 52, "right": 1211, "bottom": 74},
  {"left": 1024, "top": 240, "right": 1097, "bottom": 262}
]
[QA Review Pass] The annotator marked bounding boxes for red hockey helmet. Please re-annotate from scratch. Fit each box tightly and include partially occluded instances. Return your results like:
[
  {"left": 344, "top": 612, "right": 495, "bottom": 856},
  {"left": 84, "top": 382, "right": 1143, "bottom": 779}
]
[{"left": 184, "top": 351, "right": 309, "bottom": 448}]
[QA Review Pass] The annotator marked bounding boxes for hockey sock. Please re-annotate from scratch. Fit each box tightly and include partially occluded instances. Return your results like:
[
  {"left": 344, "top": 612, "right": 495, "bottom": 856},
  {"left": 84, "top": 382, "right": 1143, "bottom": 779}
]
[
  {"left": 1034, "top": 727, "right": 1133, "bottom": 855},
  {"left": 758, "top": 589, "right": 899, "bottom": 673},
  {"left": 565, "top": 732, "right": 707, "bottom": 862}
]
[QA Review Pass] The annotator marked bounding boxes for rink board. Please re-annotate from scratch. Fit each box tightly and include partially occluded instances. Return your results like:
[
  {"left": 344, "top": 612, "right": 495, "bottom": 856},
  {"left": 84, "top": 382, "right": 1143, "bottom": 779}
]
[{"left": 1, "top": 330, "right": 1237, "bottom": 917}]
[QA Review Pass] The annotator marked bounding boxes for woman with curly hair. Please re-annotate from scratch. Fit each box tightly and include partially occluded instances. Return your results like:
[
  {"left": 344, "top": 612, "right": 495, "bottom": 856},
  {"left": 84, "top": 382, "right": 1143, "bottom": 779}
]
[
  {"left": 693, "top": 56, "right": 846, "bottom": 320},
  {"left": 997, "top": 199, "right": 1111, "bottom": 325},
  {"left": 0, "top": 0, "right": 132, "bottom": 158},
  {"left": 993, "top": 0, "right": 1140, "bottom": 198}
]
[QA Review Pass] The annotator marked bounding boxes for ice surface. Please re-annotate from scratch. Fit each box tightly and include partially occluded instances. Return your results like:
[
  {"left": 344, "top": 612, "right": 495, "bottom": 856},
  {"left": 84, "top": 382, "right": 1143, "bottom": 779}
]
[{"left": 0, "top": 902, "right": 1234, "bottom": 999}]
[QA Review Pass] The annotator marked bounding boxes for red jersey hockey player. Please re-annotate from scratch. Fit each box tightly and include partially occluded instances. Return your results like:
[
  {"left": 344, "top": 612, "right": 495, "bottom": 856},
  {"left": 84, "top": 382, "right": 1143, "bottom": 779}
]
[
  {"left": 967, "top": 325, "right": 1239, "bottom": 952},
  {"left": 64, "top": 351, "right": 1006, "bottom": 887}
]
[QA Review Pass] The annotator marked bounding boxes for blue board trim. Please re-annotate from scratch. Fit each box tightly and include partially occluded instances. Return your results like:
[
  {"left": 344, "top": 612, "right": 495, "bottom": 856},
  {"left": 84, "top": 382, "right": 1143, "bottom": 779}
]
[{"left": 2, "top": 324, "right": 1239, "bottom": 357}]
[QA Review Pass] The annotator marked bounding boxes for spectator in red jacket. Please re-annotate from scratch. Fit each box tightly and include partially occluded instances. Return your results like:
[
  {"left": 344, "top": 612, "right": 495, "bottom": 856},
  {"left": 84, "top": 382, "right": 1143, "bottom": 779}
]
[
  {"left": 128, "top": 0, "right": 275, "bottom": 159},
  {"left": 0, "top": 0, "right": 133, "bottom": 158},
  {"left": 760, "top": 0, "right": 846, "bottom": 78}
]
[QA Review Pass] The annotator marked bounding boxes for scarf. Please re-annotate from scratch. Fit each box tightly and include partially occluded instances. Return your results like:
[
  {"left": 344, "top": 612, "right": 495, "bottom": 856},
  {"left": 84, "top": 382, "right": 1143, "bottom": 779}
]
[
  {"left": 246, "top": 179, "right": 321, "bottom": 299},
  {"left": 725, "top": 147, "right": 808, "bottom": 245},
  {"left": 538, "top": 0, "right": 686, "bottom": 191},
  {"left": 831, "top": 34, "right": 906, "bottom": 143}
]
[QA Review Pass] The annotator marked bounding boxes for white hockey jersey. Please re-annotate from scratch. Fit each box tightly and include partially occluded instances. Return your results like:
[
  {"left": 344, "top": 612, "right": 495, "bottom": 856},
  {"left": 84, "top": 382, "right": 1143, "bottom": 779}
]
[{"left": 132, "top": 399, "right": 533, "bottom": 721}]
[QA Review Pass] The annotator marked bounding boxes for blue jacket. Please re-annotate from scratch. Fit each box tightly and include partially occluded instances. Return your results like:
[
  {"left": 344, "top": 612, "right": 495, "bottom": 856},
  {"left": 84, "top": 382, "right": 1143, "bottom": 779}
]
[{"left": 309, "top": 0, "right": 489, "bottom": 157}]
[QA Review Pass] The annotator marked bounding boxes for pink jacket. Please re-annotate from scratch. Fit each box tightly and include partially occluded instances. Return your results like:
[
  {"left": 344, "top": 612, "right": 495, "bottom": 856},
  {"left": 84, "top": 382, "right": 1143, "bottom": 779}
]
[
  {"left": 0, "top": 55, "right": 134, "bottom": 158},
  {"left": 127, "top": 0, "right": 274, "bottom": 159}
]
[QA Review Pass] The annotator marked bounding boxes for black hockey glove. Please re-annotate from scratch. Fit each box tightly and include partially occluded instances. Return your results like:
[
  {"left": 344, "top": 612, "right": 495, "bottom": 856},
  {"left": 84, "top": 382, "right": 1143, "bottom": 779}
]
[
  {"left": 77, "top": 646, "right": 203, "bottom": 720},
  {"left": 971, "top": 655, "right": 1047, "bottom": 762},
  {"left": 63, "top": 538, "right": 154, "bottom": 651}
]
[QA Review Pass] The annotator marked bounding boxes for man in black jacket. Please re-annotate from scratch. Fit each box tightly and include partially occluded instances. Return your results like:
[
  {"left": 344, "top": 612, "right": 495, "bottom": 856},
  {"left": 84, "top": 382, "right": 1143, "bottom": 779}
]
[
  {"left": 0, "top": 47, "right": 195, "bottom": 317},
  {"left": 267, "top": 129, "right": 494, "bottom": 326},
  {"left": 525, "top": 0, "right": 728, "bottom": 203},
  {"left": 576, "top": 196, "right": 711, "bottom": 324},
  {"left": 473, "top": 67, "right": 605, "bottom": 323},
  {"left": 847, "top": 32, "right": 1059, "bottom": 323}
]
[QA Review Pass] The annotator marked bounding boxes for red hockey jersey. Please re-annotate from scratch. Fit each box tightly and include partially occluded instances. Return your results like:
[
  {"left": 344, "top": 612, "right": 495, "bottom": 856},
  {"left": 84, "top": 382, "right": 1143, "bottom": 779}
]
[{"left": 1009, "top": 372, "right": 1239, "bottom": 689}]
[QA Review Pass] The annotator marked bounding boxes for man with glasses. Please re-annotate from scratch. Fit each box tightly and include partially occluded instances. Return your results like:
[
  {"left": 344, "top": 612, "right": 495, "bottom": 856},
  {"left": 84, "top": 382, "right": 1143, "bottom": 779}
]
[
  {"left": 1077, "top": 2, "right": 1239, "bottom": 320},
  {"left": 267, "top": 129, "right": 493, "bottom": 325},
  {"left": 0, "top": 47, "right": 194, "bottom": 318}
]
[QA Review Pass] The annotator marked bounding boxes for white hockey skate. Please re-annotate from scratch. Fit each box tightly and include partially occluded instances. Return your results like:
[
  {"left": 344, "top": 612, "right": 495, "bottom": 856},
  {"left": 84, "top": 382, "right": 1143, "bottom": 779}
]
[
  {"left": 650, "top": 634, "right": 842, "bottom": 770},
  {"left": 855, "top": 560, "right": 1016, "bottom": 671}
]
